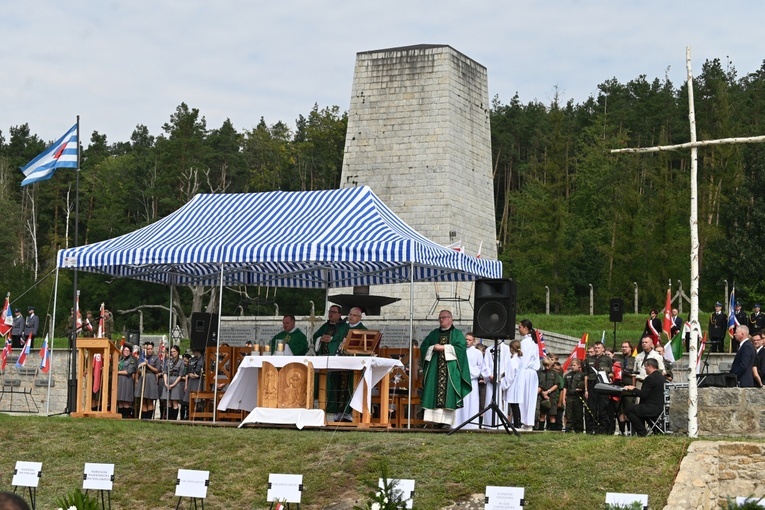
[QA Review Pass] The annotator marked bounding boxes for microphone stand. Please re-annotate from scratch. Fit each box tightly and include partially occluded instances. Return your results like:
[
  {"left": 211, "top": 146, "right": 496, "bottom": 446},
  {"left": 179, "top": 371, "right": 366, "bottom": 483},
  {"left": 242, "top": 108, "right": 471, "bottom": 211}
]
[{"left": 450, "top": 338, "right": 519, "bottom": 437}]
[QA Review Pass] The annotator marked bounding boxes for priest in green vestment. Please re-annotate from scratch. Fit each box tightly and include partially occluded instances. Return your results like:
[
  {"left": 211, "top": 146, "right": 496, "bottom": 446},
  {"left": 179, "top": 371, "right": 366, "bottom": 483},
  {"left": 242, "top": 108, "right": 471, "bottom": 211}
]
[
  {"left": 327, "top": 307, "right": 368, "bottom": 421},
  {"left": 420, "top": 310, "right": 472, "bottom": 426},
  {"left": 313, "top": 305, "right": 346, "bottom": 355},
  {"left": 269, "top": 315, "right": 308, "bottom": 356}
]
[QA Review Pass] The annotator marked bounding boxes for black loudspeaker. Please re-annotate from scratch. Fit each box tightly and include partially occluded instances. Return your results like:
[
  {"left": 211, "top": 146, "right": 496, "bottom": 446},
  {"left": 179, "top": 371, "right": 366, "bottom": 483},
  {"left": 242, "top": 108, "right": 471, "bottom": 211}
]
[
  {"left": 190, "top": 312, "right": 219, "bottom": 351},
  {"left": 609, "top": 298, "right": 624, "bottom": 323},
  {"left": 127, "top": 330, "right": 140, "bottom": 348},
  {"left": 473, "top": 278, "right": 517, "bottom": 339},
  {"left": 697, "top": 373, "right": 738, "bottom": 388}
]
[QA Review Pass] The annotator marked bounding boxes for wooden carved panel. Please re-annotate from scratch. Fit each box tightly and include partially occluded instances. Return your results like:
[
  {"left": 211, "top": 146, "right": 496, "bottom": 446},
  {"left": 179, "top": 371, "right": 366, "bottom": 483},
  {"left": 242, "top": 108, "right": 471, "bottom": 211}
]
[
  {"left": 277, "top": 362, "right": 314, "bottom": 409},
  {"left": 260, "top": 361, "right": 279, "bottom": 408}
]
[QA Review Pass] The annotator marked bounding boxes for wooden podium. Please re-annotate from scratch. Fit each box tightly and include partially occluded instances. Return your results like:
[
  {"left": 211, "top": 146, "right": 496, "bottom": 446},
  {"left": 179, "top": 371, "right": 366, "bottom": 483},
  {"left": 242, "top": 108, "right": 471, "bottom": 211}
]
[{"left": 71, "top": 338, "right": 121, "bottom": 419}]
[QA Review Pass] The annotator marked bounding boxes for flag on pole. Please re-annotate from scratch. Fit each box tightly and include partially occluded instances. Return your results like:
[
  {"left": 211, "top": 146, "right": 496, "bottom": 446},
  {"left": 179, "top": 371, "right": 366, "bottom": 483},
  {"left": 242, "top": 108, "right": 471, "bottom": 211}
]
[
  {"left": 1, "top": 337, "right": 11, "bottom": 370},
  {"left": 446, "top": 241, "right": 464, "bottom": 253},
  {"left": 476, "top": 241, "right": 483, "bottom": 259},
  {"left": 93, "top": 354, "right": 103, "bottom": 393},
  {"left": 697, "top": 331, "right": 708, "bottom": 374},
  {"left": 662, "top": 287, "right": 673, "bottom": 341},
  {"left": 75, "top": 291, "right": 83, "bottom": 333},
  {"left": 20, "top": 124, "right": 78, "bottom": 186},
  {"left": 0, "top": 293, "right": 12, "bottom": 338},
  {"left": 535, "top": 329, "right": 548, "bottom": 358},
  {"left": 562, "top": 333, "right": 588, "bottom": 372},
  {"left": 39, "top": 335, "right": 50, "bottom": 373},
  {"left": 97, "top": 302, "right": 105, "bottom": 338},
  {"left": 15, "top": 340, "right": 30, "bottom": 368},
  {"left": 663, "top": 327, "right": 685, "bottom": 364},
  {"left": 727, "top": 288, "right": 737, "bottom": 338}
]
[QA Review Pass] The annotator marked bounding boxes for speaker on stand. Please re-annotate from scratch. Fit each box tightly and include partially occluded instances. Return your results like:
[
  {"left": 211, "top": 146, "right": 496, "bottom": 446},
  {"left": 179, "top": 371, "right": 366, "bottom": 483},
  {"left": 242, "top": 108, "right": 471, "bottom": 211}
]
[
  {"left": 609, "top": 298, "right": 624, "bottom": 350},
  {"left": 190, "top": 312, "right": 219, "bottom": 352},
  {"left": 451, "top": 278, "right": 519, "bottom": 437}
]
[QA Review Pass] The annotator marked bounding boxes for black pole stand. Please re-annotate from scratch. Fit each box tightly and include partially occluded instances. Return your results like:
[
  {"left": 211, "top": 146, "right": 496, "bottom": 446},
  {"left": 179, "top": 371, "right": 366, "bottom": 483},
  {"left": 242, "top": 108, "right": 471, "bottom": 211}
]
[
  {"left": 449, "top": 338, "right": 519, "bottom": 437},
  {"left": 612, "top": 322, "right": 618, "bottom": 351},
  {"left": 176, "top": 497, "right": 204, "bottom": 509}
]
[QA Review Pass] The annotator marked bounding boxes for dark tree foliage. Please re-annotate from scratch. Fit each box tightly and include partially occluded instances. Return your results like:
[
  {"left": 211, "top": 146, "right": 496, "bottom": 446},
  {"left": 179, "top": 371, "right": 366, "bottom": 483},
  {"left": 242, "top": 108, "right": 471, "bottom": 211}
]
[{"left": 4, "top": 56, "right": 765, "bottom": 331}]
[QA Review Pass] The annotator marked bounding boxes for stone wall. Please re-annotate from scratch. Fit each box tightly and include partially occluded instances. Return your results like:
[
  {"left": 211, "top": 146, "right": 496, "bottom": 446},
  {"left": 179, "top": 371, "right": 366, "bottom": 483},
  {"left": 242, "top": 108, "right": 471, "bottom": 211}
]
[
  {"left": 669, "top": 387, "right": 765, "bottom": 436},
  {"left": 664, "top": 441, "right": 765, "bottom": 510},
  {"left": 339, "top": 44, "right": 497, "bottom": 319},
  {"left": 1, "top": 349, "right": 71, "bottom": 415}
]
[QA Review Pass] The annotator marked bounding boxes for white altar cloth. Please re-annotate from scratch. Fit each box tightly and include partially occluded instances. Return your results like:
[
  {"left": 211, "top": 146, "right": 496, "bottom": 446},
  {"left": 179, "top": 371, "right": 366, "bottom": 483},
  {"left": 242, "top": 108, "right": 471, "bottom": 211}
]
[{"left": 218, "top": 356, "right": 403, "bottom": 425}]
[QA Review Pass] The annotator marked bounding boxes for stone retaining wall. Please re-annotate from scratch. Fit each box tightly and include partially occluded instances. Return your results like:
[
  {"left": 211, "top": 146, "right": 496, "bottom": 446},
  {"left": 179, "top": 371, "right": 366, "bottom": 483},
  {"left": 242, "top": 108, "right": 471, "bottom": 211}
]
[
  {"left": 669, "top": 387, "right": 765, "bottom": 436},
  {"left": 664, "top": 441, "right": 765, "bottom": 510}
]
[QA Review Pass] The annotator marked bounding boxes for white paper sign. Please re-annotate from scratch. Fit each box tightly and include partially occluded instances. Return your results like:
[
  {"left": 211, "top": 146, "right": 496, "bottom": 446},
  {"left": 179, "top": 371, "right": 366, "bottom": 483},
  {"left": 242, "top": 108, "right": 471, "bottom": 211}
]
[
  {"left": 175, "top": 469, "right": 209, "bottom": 499},
  {"left": 12, "top": 461, "right": 42, "bottom": 488},
  {"left": 485, "top": 486, "right": 524, "bottom": 510},
  {"left": 378, "top": 478, "right": 415, "bottom": 510},
  {"left": 267, "top": 473, "right": 303, "bottom": 504},
  {"left": 605, "top": 492, "right": 648, "bottom": 508},
  {"left": 83, "top": 463, "right": 114, "bottom": 491},
  {"left": 736, "top": 497, "right": 765, "bottom": 507}
]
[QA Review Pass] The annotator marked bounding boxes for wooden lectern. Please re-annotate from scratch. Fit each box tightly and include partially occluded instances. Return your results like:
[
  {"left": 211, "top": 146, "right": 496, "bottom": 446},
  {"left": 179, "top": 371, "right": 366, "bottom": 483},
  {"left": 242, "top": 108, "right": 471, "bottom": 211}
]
[{"left": 71, "top": 338, "right": 121, "bottom": 419}]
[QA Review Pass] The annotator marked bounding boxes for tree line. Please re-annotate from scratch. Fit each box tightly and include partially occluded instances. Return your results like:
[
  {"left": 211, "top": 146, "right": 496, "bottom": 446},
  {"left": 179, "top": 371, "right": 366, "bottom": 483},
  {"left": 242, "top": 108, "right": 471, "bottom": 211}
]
[{"left": 1, "top": 57, "right": 764, "bottom": 334}]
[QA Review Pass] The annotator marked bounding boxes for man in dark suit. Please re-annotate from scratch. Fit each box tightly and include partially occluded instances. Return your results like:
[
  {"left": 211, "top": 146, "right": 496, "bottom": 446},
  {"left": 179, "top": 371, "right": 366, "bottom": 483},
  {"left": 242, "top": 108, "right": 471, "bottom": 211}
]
[
  {"left": 730, "top": 325, "right": 756, "bottom": 387},
  {"left": 624, "top": 358, "right": 665, "bottom": 437}
]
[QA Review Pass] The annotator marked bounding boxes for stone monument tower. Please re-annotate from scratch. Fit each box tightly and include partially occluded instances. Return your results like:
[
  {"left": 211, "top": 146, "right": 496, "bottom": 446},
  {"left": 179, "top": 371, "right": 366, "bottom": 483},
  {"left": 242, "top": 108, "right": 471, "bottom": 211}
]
[{"left": 339, "top": 44, "right": 497, "bottom": 320}]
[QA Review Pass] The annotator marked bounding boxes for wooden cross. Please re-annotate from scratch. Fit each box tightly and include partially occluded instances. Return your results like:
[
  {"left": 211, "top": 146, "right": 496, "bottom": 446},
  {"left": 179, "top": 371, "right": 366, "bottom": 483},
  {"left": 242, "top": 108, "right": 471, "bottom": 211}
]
[{"left": 611, "top": 47, "right": 765, "bottom": 438}]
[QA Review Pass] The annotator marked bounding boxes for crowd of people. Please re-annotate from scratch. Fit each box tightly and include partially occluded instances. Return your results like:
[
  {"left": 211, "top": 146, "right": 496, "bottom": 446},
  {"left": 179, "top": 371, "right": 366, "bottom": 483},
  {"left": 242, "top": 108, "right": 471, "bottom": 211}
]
[{"left": 418, "top": 311, "right": 678, "bottom": 436}]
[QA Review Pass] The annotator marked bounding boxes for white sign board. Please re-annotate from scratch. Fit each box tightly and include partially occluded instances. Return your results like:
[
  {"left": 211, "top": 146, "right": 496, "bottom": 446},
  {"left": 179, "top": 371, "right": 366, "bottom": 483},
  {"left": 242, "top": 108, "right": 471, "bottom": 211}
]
[
  {"left": 485, "top": 486, "right": 524, "bottom": 510},
  {"left": 378, "top": 478, "right": 415, "bottom": 510},
  {"left": 83, "top": 463, "right": 114, "bottom": 491},
  {"left": 267, "top": 473, "right": 303, "bottom": 504},
  {"left": 12, "top": 461, "right": 42, "bottom": 488},
  {"left": 605, "top": 492, "right": 648, "bottom": 509},
  {"left": 175, "top": 469, "right": 209, "bottom": 499}
]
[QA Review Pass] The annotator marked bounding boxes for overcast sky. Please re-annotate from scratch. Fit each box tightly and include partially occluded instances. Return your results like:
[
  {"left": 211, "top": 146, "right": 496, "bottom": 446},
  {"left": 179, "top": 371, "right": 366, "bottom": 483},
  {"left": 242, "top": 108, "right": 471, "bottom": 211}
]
[{"left": 2, "top": 1, "right": 764, "bottom": 147}]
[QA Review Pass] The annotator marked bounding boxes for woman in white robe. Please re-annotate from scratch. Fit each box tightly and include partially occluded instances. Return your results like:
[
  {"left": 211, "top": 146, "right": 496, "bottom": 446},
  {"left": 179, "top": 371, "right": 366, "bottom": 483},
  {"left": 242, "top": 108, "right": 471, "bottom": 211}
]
[
  {"left": 452, "top": 333, "right": 484, "bottom": 430},
  {"left": 518, "top": 319, "right": 540, "bottom": 429}
]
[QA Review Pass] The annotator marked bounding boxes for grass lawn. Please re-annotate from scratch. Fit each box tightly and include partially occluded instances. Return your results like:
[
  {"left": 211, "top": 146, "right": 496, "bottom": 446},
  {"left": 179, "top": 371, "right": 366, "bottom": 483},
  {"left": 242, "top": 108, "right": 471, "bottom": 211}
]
[{"left": 0, "top": 414, "right": 691, "bottom": 509}]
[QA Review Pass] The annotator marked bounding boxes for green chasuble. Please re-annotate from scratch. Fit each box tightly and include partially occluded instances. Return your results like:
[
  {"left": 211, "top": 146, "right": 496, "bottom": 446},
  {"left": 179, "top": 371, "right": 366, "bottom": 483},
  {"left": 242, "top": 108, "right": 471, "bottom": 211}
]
[
  {"left": 420, "top": 326, "right": 472, "bottom": 411},
  {"left": 313, "top": 320, "right": 346, "bottom": 355},
  {"left": 269, "top": 328, "right": 308, "bottom": 356}
]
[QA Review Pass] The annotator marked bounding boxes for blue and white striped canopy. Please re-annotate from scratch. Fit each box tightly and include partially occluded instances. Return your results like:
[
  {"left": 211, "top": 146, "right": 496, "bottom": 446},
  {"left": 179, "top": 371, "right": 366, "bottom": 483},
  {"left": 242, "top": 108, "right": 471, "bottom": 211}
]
[{"left": 57, "top": 186, "right": 502, "bottom": 288}]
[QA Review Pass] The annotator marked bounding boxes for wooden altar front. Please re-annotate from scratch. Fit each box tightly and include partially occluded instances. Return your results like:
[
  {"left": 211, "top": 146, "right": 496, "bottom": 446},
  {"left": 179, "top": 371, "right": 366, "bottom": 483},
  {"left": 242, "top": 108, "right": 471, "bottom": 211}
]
[{"left": 71, "top": 338, "right": 121, "bottom": 419}]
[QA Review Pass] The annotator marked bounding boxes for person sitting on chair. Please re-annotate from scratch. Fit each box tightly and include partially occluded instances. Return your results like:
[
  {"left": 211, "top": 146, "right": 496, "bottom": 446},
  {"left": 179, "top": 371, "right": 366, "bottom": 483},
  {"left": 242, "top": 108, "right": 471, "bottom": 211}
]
[{"left": 623, "top": 358, "right": 665, "bottom": 437}]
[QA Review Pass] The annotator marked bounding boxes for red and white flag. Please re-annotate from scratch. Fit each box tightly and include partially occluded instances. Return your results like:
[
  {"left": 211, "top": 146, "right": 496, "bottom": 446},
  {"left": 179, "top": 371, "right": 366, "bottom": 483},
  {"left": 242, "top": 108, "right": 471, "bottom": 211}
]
[
  {"left": 93, "top": 354, "right": 103, "bottom": 393},
  {"left": 39, "top": 335, "right": 50, "bottom": 373},
  {"left": 97, "top": 302, "right": 105, "bottom": 338},
  {"left": 0, "top": 293, "right": 12, "bottom": 338},
  {"left": 476, "top": 241, "right": 483, "bottom": 259},
  {"left": 562, "top": 333, "right": 588, "bottom": 372},
  {"left": 535, "top": 329, "right": 548, "bottom": 358},
  {"left": 1, "top": 337, "right": 11, "bottom": 371},
  {"left": 696, "top": 331, "right": 708, "bottom": 374},
  {"left": 15, "top": 340, "right": 30, "bottom": 368},
  {"left": 662, "top": 287, "right": 673, "bottom": 341},
  {"left": 446, "top": 241, "right": 464, "bottom": 253}
]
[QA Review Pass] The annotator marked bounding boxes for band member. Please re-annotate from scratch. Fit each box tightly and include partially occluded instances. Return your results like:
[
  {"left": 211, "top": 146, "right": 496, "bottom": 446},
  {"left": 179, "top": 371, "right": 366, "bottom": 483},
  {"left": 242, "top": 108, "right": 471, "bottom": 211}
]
[{"left": 162, "top": 345, "right": 186, "bottom": 420}]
